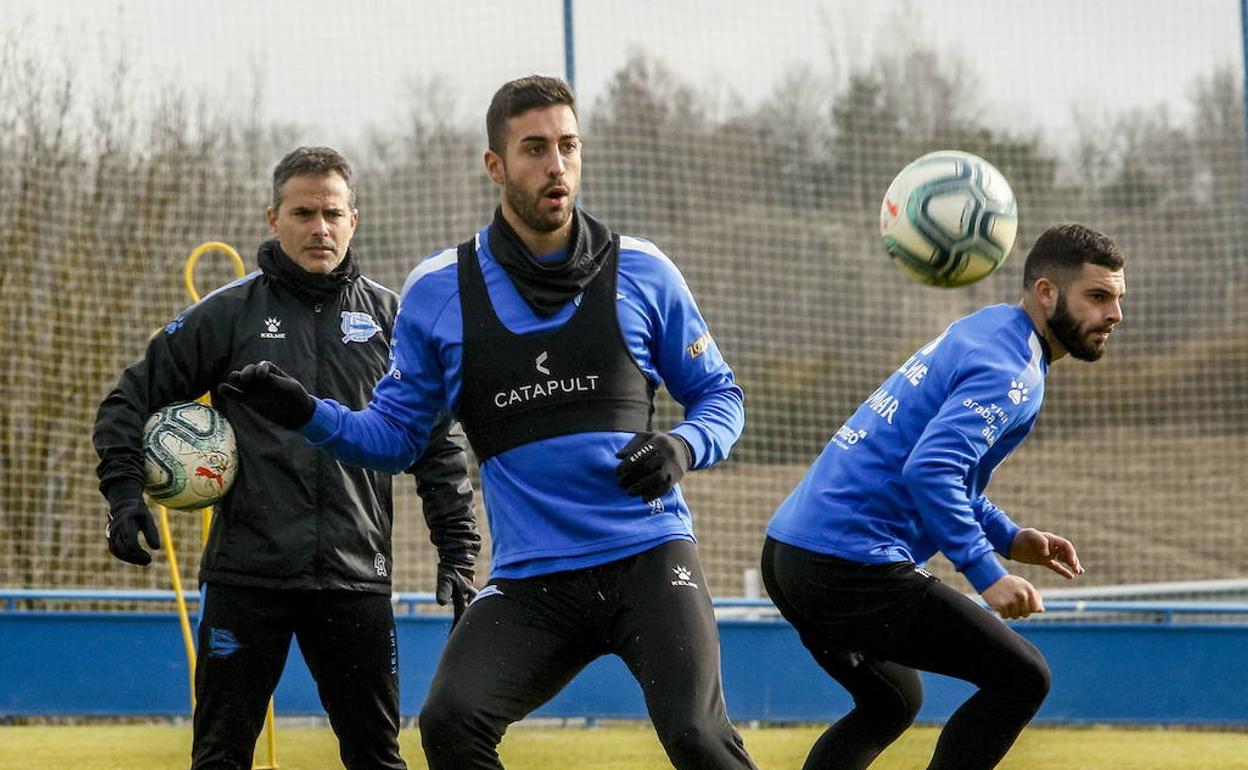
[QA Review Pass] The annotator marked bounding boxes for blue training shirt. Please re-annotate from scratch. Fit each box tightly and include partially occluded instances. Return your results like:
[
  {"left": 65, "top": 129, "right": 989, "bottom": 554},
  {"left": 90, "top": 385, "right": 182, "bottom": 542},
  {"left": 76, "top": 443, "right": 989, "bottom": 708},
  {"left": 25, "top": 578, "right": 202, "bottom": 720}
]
[
  {"left": 766, "top": 304, "right": 1049, "bottom": 593},
  {"left": 300, "top": 222, "right": 745, "bottom": 579}
]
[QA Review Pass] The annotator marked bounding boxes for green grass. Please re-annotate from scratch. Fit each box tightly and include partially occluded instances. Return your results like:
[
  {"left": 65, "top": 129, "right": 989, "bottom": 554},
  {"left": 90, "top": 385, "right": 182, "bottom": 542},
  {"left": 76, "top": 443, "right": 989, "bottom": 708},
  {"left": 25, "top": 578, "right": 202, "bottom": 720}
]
[{"left": 2, "top": 723, "right": 1246, "bottom": 769}]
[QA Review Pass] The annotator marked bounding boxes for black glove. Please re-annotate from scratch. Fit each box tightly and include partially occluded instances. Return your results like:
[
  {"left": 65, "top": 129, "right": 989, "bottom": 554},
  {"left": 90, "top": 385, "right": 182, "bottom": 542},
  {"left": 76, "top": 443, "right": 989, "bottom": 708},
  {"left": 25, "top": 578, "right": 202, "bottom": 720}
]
[
  {"left": 218, "top": 361, "right": 315, "bottom": 430},
  {"left": 106, "top": 497, "right": 162, "bottom": 566},
  {"left": 615, "top": 431, "right": 692, "bottom": 501},
  {"left": 435, "top": 558, "right": 477, "bottom": 628}
]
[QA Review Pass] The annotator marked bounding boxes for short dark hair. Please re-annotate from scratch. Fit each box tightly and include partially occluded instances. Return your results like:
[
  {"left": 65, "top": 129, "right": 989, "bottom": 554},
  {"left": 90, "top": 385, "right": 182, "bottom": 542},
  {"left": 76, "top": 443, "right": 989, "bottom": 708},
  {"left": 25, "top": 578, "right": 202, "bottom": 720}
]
[
  {"left": 486, "top": 75, "right": 577, "bottom": 155},
  {"left": 1023, "top": 223, "right": 1124, "bottom": 289},
  {"left": 271, "top": 146, "right": 355, "bottom": 210}
]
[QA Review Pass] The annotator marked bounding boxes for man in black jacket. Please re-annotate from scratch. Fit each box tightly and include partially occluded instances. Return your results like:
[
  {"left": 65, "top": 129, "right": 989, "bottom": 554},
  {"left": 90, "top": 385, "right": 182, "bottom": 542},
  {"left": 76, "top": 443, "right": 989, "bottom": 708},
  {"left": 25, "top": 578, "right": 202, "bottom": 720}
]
[{"left": 92, "top": 146, "right": 479, "bottom": 770}]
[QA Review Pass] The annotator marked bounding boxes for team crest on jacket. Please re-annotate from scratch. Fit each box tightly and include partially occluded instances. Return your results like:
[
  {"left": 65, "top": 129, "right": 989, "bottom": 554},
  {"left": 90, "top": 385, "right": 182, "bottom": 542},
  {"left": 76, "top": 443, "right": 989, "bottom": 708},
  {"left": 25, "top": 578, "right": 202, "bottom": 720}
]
[{"left": 341, "top": 311, "right": 381, "bottom": 343}]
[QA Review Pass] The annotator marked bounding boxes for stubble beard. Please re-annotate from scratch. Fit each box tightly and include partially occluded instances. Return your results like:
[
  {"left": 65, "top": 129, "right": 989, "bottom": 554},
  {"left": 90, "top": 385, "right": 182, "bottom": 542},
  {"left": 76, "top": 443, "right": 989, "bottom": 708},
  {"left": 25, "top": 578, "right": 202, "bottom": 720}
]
[{"left": 504, "top": 178, "right": 573, "bottom": 235}]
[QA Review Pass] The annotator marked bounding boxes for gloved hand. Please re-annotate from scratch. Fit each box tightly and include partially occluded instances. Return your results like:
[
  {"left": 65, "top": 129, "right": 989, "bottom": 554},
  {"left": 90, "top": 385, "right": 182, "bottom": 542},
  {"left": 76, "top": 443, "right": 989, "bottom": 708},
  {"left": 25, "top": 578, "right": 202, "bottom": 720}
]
[
  {"left": 218, "top": 361, "right": 315, "bottom": 430},
  {"left": 615, "top": 431, "right": 692, "bottom": 501},
  {"left": 106, "top": 497, "right": 162, "bottom": 566},
  {"left": 435, "top": 559, "right": 477, "bottom": 628}
]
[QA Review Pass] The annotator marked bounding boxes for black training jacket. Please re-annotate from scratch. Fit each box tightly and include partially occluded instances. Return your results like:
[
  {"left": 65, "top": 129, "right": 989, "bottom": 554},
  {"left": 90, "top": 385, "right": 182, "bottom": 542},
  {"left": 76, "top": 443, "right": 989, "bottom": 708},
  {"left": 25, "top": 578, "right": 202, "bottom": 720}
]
[{"left": 93, "top": 240, "right": 479, "bottom": 592}]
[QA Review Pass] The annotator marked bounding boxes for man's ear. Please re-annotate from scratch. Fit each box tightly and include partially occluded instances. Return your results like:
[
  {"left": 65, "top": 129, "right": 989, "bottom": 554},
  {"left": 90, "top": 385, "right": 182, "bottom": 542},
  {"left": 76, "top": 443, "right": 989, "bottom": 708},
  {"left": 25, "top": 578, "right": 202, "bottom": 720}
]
[
  {"left": 1032, "top": 276, "right": 1060, "bottom": 313},
  {"left": 484, "top": 150, "right": 505, "bottom": 186}
]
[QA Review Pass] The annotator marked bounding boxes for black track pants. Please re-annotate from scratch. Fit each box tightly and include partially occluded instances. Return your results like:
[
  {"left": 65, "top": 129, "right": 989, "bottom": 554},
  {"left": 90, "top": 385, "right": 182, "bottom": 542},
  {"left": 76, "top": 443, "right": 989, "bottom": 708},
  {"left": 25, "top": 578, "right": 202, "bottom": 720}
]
[
  {"left": 190, "top": 583, "right": 405, "bottom": 770},
  {"left": 761, "top": 537, "right": 1050, "bottom": 770},
  {"left": 419, "top": 539, "right": 758, "bottom": 770}
]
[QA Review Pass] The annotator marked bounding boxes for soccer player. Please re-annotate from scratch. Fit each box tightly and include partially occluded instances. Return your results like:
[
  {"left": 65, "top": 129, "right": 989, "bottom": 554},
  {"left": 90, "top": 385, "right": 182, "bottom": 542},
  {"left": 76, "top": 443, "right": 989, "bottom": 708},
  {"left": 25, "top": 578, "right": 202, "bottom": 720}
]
[
  {"left": 221, "top": 76, "right": 759, "bottom": 770},
  {"left": 93, "top": 146, "right": 480, "bottom": 770},
  {"left": 762, "top": 223, "right": 1125, "bottom": 770}
]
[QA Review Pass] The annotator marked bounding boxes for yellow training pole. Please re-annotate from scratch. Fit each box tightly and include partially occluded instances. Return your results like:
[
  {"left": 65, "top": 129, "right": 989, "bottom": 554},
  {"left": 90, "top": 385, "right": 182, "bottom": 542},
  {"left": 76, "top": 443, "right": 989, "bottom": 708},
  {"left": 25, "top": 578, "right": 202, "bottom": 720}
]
[
  {"left": 172, "top": 242, "right": 278, "bottom": 769},
  {"left": 259, "top": 700, "right": 279, "bottom": 770},
  {"left": 157, "top": 502, "right": 198, "bottom": 706},
  {"left": 183, "top": 242, "right": 246, "bottom": 548},
  {"left": 145, "top": 324, "right": 204, "bottom": 715},
  {"left": 184, "top": 241, "right": 246, "bottom": 302}
]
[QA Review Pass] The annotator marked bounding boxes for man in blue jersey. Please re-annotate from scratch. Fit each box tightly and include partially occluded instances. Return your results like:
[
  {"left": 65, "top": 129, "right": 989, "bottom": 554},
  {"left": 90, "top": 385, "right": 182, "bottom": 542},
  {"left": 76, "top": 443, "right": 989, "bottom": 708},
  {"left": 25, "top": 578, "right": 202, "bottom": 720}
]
[
  {"left": 220, "top": 75, "right": 757, "bottom": 770},
  {"left": 763, "top": 223, "right": 1125, "bottom": 770}
]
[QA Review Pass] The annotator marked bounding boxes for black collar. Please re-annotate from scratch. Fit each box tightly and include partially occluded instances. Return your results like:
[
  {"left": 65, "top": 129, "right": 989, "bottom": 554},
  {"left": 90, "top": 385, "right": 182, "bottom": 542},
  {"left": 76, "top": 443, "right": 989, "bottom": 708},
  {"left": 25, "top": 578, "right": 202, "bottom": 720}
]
[
  {"left": 487, "top": 208, "right": 614, "bottom": 317},
  {"left": 257, "top": 239, "right": 359, "bottom": 305}
]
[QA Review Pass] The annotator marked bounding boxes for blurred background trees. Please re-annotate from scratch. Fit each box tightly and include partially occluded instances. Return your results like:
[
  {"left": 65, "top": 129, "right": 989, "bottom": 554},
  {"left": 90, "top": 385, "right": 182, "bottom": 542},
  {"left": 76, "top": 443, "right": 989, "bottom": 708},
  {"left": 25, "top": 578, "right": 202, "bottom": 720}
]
[{"left": 1, "top": 14, "right": 1244, "bottom": 594}]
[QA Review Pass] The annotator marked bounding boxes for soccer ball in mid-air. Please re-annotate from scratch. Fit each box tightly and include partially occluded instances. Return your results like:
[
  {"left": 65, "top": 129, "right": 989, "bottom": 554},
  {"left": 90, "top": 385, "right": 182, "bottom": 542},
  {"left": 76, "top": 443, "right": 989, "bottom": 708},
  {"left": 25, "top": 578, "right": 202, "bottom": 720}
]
[
  {"left": 143, "top": 401, "right": 238, "bottom": 510},
  {"left": 879, "top": 150, "right": 1018, "bottom": 288}
]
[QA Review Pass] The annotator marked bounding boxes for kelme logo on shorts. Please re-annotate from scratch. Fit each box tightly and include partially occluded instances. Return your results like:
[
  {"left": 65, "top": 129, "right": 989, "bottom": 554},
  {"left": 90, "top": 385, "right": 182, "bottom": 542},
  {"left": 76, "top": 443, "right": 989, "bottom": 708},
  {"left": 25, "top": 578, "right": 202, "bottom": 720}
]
[{"left": 670, "top": 565, "right": 699, "bottom": 590}]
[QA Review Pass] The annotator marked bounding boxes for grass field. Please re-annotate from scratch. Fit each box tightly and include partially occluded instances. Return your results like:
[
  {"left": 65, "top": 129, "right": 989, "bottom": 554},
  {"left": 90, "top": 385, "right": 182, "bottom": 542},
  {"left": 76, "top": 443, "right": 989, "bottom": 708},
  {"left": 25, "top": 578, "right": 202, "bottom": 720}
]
[{"left": 4, "top": 723, "right": 1247, "bottom": 770}]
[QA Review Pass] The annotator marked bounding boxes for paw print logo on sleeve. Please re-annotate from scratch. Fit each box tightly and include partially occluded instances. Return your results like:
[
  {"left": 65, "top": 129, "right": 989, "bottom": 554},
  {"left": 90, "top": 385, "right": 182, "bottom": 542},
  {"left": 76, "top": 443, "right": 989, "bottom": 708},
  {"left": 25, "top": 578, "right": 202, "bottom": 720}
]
[{"left": 1007, "top": 379, "right": 1030, "bottom": 405}]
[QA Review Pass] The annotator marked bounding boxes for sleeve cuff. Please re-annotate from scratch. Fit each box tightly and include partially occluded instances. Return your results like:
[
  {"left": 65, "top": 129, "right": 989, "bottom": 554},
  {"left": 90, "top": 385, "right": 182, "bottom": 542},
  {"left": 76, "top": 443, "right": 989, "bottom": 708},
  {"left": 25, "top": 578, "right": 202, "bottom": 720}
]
[
  {"left": 298, "top": 398, "right": 339, "bottom": 444},
  {"left": 963, "top": 552, "right": 1009, "bottom": 594},
  {"left": 101, "top": 477, "right": 146, "bottom": 506},
  {"left": 669, "top": 424, "right": 703, "bottom": 469},
  {"left": 985, "top": 519, "right": 1022, "bottom": 556}
]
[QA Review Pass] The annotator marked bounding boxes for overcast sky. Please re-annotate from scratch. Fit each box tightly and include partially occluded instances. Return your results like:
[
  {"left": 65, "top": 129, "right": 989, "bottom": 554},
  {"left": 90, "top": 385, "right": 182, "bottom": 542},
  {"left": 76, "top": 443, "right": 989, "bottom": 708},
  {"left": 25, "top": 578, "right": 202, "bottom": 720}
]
[{"left": 9, "top": 0, "right": 1242, "bottom": 148}]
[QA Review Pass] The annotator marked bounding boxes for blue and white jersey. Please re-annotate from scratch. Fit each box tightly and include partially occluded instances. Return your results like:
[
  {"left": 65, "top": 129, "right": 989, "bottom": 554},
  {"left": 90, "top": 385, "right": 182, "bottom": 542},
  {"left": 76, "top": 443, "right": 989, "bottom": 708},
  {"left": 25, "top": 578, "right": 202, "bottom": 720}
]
[
  {"left": 767, "top": 304, "right": 1048, "bottom": 592},
  {"left": 301, "top": 222, "right": 744, "bottom": 579}
]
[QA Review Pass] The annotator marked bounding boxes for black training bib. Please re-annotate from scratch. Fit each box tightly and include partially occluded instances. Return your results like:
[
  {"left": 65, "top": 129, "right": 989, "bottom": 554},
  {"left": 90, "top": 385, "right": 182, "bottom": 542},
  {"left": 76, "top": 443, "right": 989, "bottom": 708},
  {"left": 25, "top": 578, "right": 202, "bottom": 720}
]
[{"left": 455, "top": 235, "right": 654, "bottom": 460}]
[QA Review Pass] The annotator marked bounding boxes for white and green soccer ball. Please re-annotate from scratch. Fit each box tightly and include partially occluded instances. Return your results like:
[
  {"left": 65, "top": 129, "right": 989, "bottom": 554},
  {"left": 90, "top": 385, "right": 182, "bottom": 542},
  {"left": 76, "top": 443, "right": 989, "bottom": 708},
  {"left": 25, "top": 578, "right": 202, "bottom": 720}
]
[
  {"left": 143, "top": 401, "right": 238, "bottom": 510},
  {"left": 880, "top": 150, "right": 1018, "bottom": 288}
]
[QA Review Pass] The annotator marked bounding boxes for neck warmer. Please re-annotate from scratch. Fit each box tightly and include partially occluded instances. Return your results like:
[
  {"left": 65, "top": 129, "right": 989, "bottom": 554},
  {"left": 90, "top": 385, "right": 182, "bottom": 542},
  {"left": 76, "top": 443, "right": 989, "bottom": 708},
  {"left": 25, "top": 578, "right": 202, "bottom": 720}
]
[
  {"left": 258, "top": 239, "right": 359, "bottom": 305},
  {"left": 487, "top": 207, "right": 613, "bottom": 317}
]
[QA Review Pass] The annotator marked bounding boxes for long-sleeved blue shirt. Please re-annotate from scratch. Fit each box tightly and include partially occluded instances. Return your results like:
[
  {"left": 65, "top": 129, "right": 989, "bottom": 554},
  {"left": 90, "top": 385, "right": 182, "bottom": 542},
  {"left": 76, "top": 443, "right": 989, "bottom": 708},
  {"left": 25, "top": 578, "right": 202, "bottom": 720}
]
[
  {"left": 301, "top": 222, "right": 745, "bottom": 579},
  {"left": 767, "top": 304, "right": 1049, "bottom": 592}
]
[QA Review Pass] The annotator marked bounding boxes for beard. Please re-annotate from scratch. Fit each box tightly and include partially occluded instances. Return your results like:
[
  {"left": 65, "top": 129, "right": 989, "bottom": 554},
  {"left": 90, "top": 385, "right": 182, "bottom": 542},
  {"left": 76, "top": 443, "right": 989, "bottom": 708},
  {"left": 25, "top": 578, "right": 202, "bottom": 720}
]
[
  {"left": 503, "top": 177, "right": 575, "bottom": 234},
  {"left": 1048, "top": 293, "right": 1110, "bottom": 361}
]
